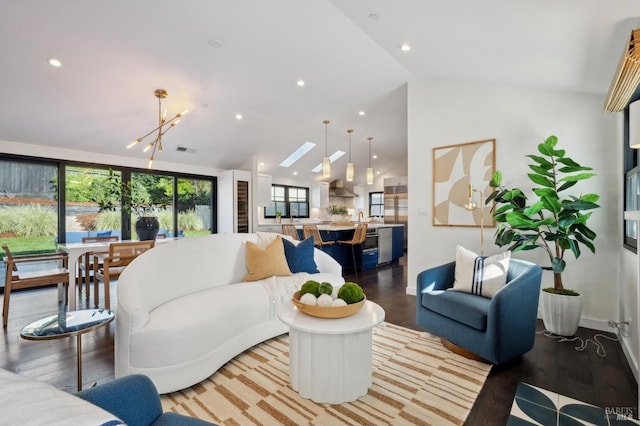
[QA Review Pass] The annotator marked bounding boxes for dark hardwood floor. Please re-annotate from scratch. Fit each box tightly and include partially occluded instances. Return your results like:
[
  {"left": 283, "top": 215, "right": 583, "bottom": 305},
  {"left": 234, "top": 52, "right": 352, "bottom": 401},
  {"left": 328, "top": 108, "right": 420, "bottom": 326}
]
[{"left": 1, "top": 255, "right": 637, "bottom": 425}]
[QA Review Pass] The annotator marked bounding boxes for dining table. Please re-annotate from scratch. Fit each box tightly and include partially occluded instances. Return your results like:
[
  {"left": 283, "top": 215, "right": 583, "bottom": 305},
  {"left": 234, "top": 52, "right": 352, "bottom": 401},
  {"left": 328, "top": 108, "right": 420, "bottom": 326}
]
[{"left": 58, "top": 238, "right": 171, "bottom": 311}]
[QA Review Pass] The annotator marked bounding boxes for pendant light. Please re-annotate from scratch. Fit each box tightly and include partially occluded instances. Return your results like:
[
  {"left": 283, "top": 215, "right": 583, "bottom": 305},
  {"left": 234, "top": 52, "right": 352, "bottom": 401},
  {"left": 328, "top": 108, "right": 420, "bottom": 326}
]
[
  {"left": 126, "top": 89, "right": 189, "bottom": 168},
  {"left": 346, "top": 129, "right": 354, "bottom": 182},
  {"left": 322, "top": 120, "right": 331, "bottom": 178},
  {"left": 366, "top": 137, "right": 374, "bottom": 185}
]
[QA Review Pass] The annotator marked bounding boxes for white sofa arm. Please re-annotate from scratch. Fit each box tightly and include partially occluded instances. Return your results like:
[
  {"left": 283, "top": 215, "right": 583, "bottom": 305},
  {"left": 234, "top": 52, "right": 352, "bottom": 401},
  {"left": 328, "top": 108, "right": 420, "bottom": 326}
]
[
  {"left": 314, "top": 248, "right": 342, "bottom": 276},
  {"left": 117, "top": 266, "right": 151, "bottom": 333}
]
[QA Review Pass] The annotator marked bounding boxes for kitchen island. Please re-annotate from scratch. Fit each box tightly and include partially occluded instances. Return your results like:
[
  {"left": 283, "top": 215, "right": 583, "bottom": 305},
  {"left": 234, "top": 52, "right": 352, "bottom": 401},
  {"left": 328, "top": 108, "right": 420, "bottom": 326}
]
[{"left": 258, "top": 223, "right": 404, "bottom": 272}]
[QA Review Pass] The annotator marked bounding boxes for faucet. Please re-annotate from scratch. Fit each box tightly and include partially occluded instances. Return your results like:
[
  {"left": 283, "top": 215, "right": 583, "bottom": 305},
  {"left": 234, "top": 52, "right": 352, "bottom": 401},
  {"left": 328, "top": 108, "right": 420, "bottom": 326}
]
[{"left": 358, "top": 210, "right": 364, "bottom": 223}]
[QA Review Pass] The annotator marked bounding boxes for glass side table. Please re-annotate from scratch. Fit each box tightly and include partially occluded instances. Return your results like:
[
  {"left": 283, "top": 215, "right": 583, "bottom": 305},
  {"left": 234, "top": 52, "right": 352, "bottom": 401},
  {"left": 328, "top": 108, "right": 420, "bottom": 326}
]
[{"left": 20, "top": 309, "right": 114, "bottom": 391}]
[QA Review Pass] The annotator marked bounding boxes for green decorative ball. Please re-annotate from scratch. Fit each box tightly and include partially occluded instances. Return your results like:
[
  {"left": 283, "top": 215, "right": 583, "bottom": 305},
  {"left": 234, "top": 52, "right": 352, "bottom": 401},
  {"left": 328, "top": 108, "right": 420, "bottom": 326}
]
[
  {"left": 300, "top": 280, "right": 320, "bottom": 297},
  {"left": 318, "top": 282, "right": 333, "bottom": 296},
  {"left": 338, "top": 282, "right": 365, "bottom": 304}
]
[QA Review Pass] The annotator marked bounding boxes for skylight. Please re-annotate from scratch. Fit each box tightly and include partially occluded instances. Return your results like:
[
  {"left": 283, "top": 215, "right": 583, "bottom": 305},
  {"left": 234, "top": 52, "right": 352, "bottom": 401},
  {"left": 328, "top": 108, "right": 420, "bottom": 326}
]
[
  {"left": 311, "top": 151, "right": 346, "bottom": 173},
  {"left": 279, "top": 141, "right": 316, "bottom": 168}
]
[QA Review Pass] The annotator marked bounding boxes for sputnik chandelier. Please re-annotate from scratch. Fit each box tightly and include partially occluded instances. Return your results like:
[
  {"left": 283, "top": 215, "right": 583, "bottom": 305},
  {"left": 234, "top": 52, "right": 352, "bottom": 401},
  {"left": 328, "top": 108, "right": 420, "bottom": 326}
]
[{"left": 127, "top": 89, "right": 188, "bottom": 168}]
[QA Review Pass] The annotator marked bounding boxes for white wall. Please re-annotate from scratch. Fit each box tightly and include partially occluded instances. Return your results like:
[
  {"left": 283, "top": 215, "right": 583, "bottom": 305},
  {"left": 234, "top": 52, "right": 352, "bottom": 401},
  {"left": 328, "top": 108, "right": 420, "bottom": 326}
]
[
  {"left": 0, "top": 140, "right": 223, "bottom": 176},
  {"left": 407, "top": 78, "right": 620, "bottom": 329}
]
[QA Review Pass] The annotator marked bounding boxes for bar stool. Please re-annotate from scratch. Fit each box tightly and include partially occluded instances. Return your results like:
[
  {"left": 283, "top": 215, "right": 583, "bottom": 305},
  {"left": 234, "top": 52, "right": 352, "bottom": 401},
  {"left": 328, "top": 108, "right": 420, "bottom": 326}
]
[
  {"left": 337, "top": 223, "right": 368, "bottom": 276},
  {"left": 302, "top": 224, "right": 334, "bottom": 249},
  {"left": 281, "top": 224, "right": 300, "bottom": 241}
]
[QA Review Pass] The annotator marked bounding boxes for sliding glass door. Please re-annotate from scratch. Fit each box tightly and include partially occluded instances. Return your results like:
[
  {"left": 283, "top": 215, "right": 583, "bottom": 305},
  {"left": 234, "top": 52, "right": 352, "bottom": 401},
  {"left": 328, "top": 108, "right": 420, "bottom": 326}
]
[
  {"left": 0, "top": 159, "right": 58, "bottom": 255},
  {"left": 177, "top": 177, "right": 212, "bottom": 236}
]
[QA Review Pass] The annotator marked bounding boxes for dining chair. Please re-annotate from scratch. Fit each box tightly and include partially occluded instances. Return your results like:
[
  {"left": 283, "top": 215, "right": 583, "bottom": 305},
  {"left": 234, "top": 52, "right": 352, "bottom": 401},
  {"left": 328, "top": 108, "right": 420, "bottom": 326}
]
[
  {"left": 1, "top": 244, "right": 69, "bottom": 327},
  {"left": 78, "top": 235, "right": 120, "bottom": 300},
  {"left": 337, "top": 223, "right": 368, "bottom": 276},
  {"left": 93, "top": 240, "right": 155, "bottom": 309},
  {"left": 302, "top": 224, "right": 334, "bottom": 249},
  {"left": 281, "top": 224, "right": 300, "bottom": 241}
]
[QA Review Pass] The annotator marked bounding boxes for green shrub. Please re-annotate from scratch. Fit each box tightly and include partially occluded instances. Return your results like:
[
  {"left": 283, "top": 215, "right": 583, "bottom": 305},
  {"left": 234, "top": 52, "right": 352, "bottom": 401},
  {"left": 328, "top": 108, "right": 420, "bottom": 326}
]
[
  {"left": 157, "top": 211, "right": 173, "bottom": 230},
  {"left": 12, "top": 205, "right": 57, "bottom": 237},
  {"left": 94, "top": 210, "right": 121, "bottom": 231},
  {"left": 178, "top": 209, "right": 204, "bottom": 230},
  {"left": 0, "top": 207, "right": 13, "bottom": 234}
]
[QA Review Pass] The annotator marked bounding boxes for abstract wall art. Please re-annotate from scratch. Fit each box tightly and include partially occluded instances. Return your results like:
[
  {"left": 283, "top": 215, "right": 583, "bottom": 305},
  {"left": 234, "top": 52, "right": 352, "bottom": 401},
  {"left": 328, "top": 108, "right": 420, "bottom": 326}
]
[{"left": 432, "top": 138, "right": 496, "bottom": 227}]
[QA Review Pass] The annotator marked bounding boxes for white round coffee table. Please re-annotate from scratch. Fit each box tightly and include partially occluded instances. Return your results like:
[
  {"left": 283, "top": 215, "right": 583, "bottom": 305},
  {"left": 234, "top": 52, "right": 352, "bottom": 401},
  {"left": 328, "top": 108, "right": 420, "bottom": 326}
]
[{"left": 277, "top": 300, "right": 385, "bottom": 404}]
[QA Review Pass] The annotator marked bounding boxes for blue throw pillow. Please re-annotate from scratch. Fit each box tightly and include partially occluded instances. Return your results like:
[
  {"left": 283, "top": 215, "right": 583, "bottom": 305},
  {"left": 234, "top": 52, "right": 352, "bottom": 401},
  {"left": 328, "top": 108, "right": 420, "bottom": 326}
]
[{"left": 282, "top": 237, "right": 319, "bottom": 274}]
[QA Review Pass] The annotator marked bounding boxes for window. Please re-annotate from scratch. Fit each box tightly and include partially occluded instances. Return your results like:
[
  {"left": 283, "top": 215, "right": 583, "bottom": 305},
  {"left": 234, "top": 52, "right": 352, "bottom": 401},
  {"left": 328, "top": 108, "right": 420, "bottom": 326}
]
[
  {"left": 369, "top": 191, "right": 384, "bottom": 217},
  {"left": 0, "top": 158, "right": 58, "bottom": 255},
  {"left": 624, "top": 106, "right": 639, "bottom": 252},
  {"left": 65, "top": 166, "right": 121, "bottom": 242},
  {"left": 177, "top": 177, "right": 212, "bottom": 236},
  {"left": 264, "top": 184, "right": 309, "bottom": 218},
  {"left": 0, "top": 153, "right": 216, "bottom": 245}
]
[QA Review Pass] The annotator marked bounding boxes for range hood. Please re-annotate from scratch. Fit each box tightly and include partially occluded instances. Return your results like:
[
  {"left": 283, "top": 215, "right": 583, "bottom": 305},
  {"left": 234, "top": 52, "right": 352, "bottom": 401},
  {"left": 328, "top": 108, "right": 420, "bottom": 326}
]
[{"left": 329, "top": 180, "right": 358, "bottom": 198}]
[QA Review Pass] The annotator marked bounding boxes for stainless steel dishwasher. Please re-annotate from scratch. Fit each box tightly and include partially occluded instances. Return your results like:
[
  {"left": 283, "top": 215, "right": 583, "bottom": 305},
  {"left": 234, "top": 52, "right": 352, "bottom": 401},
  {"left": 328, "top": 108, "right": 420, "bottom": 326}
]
[{"left": 377, "top": 227, "right": 393, "bottom": 264}]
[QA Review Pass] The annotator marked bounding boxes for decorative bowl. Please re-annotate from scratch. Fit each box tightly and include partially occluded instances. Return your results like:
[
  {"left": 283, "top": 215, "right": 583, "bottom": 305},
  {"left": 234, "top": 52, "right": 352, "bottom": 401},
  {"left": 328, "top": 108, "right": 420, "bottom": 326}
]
[{"left": 291, "top": 290, "right": 366, "bottom": 319}]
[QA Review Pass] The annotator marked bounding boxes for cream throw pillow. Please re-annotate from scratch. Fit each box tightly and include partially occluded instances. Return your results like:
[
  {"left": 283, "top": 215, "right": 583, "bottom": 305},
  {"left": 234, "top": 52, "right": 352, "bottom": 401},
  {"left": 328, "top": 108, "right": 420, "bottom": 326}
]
[
  {"left": 451, "top": 246, "right": 511, "bottom": 298},
  {"left": 244, "top": 236, "right": 292, "bottom": 281},
  {"left": 256, "top": 231, "right": 296, "bottom": 248}
]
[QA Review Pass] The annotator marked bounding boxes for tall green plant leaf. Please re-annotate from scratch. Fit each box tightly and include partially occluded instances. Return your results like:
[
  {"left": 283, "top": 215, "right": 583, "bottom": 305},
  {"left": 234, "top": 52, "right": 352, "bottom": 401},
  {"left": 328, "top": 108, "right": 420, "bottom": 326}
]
[
  {"left": 559, "top": 173, "right": 597, "bottom": 182},
  {"left": 528, "top": 174, "right": 554, "bottom": 188},
  {"left": 526, "top": 155, "right": 553, "bottom": 169}
]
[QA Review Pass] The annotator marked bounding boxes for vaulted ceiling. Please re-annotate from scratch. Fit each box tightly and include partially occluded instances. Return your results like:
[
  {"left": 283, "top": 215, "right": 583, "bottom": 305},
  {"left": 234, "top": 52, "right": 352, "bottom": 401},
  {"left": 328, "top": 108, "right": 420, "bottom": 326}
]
[{"left": 0, "top": 1, "right": 638, "bottom": 183}]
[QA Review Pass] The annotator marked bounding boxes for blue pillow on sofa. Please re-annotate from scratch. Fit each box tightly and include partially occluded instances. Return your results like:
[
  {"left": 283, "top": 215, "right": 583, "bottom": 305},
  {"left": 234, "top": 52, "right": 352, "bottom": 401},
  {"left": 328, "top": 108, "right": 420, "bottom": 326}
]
[{"left": 282, "top": 237, "right": 319, "bottom": 274}]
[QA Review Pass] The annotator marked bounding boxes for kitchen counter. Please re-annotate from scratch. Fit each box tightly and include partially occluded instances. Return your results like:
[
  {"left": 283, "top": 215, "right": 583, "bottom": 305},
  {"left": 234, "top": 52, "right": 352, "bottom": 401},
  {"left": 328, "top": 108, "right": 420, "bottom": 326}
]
[
  {"left": 256, "top": 222, "right": 404, "bottom": 273},
  {"left": 257, "top": 223, "right": 403, "bottom": 232}
]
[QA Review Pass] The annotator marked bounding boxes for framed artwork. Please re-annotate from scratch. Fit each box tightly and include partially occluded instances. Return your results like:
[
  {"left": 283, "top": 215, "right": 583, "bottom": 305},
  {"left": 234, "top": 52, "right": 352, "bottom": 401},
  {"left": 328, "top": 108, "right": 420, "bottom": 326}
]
[{"left": 432, "top": 138, "right": 496, "bottom": 227}]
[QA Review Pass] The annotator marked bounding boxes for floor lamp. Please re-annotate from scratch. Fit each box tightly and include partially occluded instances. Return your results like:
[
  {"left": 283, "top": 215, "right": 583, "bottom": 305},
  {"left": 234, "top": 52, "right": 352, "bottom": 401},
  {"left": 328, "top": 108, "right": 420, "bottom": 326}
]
[{"left": 464, "top": 183, "right": 485, "bottom": 255}]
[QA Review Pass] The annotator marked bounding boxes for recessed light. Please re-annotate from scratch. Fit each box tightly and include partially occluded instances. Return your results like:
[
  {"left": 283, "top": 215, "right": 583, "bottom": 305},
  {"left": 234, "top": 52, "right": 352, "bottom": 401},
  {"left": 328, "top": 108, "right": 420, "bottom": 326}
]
[
  {"left": 359, "top": 111, "right": 365, "bottom": 116},
  {"left": 259, "top": 162, "right": 265, "bottom": 167},
  {"left": 293, "top": 171, "right": 298, "bottom": 176},
  {"left": 400, "top": 44, "right": 411, "bottom": 52},
  {"left": 47, "top": 57, "right": 62, "bottom": 67},
  {"left": 368, "top": 13, "right": 379, "bottom": 21},
  {"left": 296, "top": 80, "right": 305, "bottom": 87},
  {"left": 235, "top": 114, "right": 243, "bottom": 120},
  {"left": 373, "top": 154, "right": 378, "bottom": 159}
]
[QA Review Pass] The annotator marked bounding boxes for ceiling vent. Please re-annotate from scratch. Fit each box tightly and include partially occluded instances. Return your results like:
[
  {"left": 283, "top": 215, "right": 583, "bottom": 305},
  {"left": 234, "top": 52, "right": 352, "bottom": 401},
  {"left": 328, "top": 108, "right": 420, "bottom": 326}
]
[
  {"left": 604, "top": 28, "right": 640, "bottom": 112},
  {"left": 176, "top": 146, "right": 196, "bottom": 153}
]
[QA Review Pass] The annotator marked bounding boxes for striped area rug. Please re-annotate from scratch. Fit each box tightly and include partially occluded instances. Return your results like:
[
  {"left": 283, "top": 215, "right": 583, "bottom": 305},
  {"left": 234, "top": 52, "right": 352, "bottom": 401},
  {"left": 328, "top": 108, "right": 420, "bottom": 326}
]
[{"left": 160, "top": 322, "right": 492, "bottom": 425}]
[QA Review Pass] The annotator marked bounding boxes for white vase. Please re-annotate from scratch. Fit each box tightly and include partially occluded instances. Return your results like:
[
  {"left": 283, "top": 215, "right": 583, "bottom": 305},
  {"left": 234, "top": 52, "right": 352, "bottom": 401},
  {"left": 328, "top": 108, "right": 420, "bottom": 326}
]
[{"left": 540, "top": 291, "right": 583, "bottom": 336}]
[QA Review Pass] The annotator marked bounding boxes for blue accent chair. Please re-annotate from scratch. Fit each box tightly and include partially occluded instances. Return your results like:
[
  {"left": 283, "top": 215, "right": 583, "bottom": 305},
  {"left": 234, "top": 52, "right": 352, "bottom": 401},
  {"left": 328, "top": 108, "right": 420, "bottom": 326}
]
[
  {"left": 77, "top": 374, "right": 216, "bottom": 425},
  {"left": 416, "top": 258, "right": 542, "bottom": 364}
]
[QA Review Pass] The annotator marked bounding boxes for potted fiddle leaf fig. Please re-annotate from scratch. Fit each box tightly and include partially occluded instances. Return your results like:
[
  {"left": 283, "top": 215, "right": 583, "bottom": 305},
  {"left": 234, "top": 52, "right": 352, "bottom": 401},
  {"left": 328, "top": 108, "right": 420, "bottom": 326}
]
[{"left": 486, "top": 135, "right": 599, "bottom": 336}]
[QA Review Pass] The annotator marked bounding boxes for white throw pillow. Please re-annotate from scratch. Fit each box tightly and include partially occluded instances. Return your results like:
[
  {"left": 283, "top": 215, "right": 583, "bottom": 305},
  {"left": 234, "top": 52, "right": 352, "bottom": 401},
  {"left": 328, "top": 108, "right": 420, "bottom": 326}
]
[
  {"left": 256, "top": 231, "right": 296, "bottom": 248},
  {"left": 451, "top": 246, "right": 510, "bottom": 298}
]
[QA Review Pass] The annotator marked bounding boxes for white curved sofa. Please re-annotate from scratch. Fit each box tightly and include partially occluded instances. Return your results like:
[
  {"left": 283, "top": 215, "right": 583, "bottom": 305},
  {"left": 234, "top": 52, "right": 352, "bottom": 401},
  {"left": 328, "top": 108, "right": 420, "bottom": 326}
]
[{"left": 115, "top": 233, "right": 344, "bottom": 394}]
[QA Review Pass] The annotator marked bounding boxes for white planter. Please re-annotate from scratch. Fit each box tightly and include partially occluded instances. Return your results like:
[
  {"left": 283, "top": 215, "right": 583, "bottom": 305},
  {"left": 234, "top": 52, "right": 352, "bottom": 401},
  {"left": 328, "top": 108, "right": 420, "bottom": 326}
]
[
  {"left": 331, "top": 214, "right": 347, "bottom": 223},
  {"left": 540, "top": 291, "right": 583, "bottom": 336}
]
